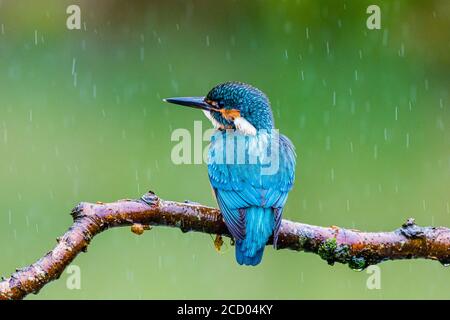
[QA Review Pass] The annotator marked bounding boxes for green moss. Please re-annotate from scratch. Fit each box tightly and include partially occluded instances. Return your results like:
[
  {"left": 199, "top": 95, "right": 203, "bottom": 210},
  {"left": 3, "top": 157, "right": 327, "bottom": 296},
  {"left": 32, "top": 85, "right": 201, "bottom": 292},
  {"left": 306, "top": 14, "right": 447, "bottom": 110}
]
[
  {"left": 318, "top": 238, "right": 360, "bottom": 267},
  {"left": 318, "top": 238, "right": 338, "bottom": 265},
  {"left": 348, "top": 256, "right": 366, "bottom": 271},
  {"left": 297, "top": 236, "right": 308, "bottom": 250},
  {"left": 334, "top": 244, "right": 350, "bottom": 263}
]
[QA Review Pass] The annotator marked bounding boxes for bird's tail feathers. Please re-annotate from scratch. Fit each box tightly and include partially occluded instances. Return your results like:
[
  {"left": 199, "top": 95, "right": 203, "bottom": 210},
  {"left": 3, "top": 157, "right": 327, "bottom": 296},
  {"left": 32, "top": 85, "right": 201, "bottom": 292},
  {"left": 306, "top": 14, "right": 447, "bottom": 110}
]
[{"left": 235, "top": 207, "right": 274, "bottom": 266}]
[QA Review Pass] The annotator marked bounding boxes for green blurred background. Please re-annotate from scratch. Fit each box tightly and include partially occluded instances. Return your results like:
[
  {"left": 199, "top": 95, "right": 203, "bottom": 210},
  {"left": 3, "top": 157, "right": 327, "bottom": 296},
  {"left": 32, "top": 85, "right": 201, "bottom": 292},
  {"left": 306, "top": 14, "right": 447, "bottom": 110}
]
[{"left": 0, "top": 0, "right": 449, "bottom": 299}]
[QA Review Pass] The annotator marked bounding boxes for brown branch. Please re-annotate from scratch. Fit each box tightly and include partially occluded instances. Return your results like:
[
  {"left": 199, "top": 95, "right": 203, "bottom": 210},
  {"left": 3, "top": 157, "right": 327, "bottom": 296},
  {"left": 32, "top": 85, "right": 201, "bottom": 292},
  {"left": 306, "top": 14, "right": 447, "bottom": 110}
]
[{"left": 1, "top": 191, "right": 450, "bottom": 300}]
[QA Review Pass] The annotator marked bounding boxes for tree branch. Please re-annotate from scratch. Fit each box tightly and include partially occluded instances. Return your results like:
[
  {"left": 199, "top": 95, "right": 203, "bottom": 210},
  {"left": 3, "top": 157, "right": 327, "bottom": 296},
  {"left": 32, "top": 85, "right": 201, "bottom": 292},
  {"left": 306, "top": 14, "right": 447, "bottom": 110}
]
[{"left": 1, "top": 191, "right": 449, "bottom": 299}]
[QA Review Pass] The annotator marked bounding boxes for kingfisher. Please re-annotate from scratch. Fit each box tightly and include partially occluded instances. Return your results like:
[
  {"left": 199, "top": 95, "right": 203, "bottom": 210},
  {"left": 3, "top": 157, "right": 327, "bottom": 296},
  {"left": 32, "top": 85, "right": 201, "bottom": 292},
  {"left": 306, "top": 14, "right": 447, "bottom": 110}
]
[{"left": 164, "top": 82, "right": 296, "bottom": 266}]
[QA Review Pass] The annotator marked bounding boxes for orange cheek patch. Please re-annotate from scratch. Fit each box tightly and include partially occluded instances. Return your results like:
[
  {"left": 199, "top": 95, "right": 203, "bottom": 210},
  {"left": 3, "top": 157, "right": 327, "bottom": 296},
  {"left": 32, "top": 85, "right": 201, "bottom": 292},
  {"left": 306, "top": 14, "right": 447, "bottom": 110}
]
[{"left": 220, "top": 109, "right": 240, "bottom": 121}]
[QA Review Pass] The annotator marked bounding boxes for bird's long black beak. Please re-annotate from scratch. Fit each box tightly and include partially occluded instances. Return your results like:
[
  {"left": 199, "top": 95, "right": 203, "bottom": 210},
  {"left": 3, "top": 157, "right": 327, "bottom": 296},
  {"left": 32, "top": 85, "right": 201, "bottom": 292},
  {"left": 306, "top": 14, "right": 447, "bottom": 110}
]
[{"left": 163, "top": 96, "right": 213, "bottom": 112}]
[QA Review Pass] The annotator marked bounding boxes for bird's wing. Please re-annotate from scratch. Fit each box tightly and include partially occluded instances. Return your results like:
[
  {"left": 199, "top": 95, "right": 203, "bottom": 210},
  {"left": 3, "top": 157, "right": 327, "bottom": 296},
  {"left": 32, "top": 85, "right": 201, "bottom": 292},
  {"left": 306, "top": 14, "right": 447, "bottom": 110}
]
[{"left": 208, "top": 131, "right": 296, "bottom": 240}]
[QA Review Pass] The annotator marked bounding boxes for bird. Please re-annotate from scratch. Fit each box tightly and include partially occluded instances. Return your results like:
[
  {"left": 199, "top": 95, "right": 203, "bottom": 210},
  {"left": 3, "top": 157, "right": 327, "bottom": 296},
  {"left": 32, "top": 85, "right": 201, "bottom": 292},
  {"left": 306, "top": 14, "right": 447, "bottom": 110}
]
[{"left": 164, "top": 81, "right": 296, "bottom": 266}]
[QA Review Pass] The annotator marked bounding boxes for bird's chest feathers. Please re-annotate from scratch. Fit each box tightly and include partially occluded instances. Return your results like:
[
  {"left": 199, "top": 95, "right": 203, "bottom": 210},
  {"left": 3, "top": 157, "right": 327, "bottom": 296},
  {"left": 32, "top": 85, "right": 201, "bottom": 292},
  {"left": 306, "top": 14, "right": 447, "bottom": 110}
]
[{"left": 208, "top": 131, "right": 273, "bottom": 165}]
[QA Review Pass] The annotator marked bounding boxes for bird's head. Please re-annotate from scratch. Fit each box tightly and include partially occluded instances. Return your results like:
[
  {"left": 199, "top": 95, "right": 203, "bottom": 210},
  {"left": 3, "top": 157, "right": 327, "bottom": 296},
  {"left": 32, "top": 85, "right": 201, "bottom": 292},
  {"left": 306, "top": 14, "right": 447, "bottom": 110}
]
[{"left": 164, "top": 82, "right": 274, "bottom": 135}]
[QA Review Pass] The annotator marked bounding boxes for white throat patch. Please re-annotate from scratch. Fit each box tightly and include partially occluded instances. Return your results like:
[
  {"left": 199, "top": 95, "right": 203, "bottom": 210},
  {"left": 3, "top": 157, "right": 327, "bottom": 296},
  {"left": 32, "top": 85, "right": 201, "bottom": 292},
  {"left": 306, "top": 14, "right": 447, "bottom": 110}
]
[
  {"left": 203, "top": 110, "right": 257, "bottom": 136},
  {"left": 202, "top": 110, "right": 223, "bottom": 130},
  {"left": 234, "top": 117, "right": 257, "bottom": 136}
]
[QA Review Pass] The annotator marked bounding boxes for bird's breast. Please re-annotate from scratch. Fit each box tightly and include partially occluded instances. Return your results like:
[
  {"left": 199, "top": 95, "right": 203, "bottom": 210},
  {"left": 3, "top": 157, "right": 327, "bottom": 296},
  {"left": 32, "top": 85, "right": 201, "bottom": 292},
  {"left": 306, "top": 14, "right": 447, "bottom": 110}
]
[{"left": 207, "top": 130, "right": 279, "bottom": 168}]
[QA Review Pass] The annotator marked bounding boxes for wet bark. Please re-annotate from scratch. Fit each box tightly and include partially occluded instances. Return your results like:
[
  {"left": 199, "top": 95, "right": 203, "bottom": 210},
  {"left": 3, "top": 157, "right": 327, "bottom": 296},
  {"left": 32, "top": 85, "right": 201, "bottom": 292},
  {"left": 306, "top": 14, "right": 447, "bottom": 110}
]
[{"left": 1, "top": 191, "right": 449, "bottom": 300}]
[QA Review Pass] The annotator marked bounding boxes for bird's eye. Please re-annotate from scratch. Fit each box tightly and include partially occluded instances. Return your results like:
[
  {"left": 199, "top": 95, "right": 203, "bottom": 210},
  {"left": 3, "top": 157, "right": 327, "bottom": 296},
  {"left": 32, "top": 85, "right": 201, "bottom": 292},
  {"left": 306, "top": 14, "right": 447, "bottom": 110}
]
[{"left": 218, "top": 100, "right": 225, "bottom": 108}]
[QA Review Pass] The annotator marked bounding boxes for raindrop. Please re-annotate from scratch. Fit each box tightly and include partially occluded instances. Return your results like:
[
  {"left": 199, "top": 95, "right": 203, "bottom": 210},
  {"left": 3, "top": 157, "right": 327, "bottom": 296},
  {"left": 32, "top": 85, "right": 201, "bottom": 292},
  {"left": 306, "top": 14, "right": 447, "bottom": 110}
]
[
  {"left": 299, "top": 115, "right": 306, "bottom": 128},
  {"left": 302, "top": 199, "right": 307, "bottom": 210},
  {"left": 332, "top": 91, "right": 336, "bottom": 106},
  {"left": 34, "top": 30, "right": 38, "bottom": 45},
  {"left": 406, "top": 133, "right": 410, "bottom": 148},
  {"left": 3, "top": 124, "right": 7, "bottom": 144},
  {"left": 440, "top": 261, "right": 450, "bottom": 267},
  {"left": 398, "top": 43, "right": 405, "bottom": 57},
  {"left": 349, "top": 257, "right": 366, "bottom": 271},
  {"left": 230, "top": 35, "right": 236, "bottom": 46},
  {"left": 1, "top": 23, "right": 4, "bottom": 34},
  {"left": 284, "top": 21, "right": 292, "bottom": 34},
  {"left": 72, "top": 58, "right": 76, "bottom": 75},
  {"left": 325, "top": 135, "right": 331, "bottom": 150},
  {"left": 382, "top": 29, "right": 389, "bottom": 46},
  {"left": 305, "top": 27, "right": 310, "bottom": 40}
]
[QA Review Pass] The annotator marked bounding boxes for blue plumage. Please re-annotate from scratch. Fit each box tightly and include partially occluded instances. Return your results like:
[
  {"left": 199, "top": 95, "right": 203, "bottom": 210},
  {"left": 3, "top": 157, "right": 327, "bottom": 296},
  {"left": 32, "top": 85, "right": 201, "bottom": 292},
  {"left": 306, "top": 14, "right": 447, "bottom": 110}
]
[
  {"left": 164, "top": 81, "right": 296, "bottom": 266},
  {"left": 208, "top": 129, "right": 295, "bottom": 265},
  {"left": 235, "top": 207, "right": 274, "bottom": 266}
]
